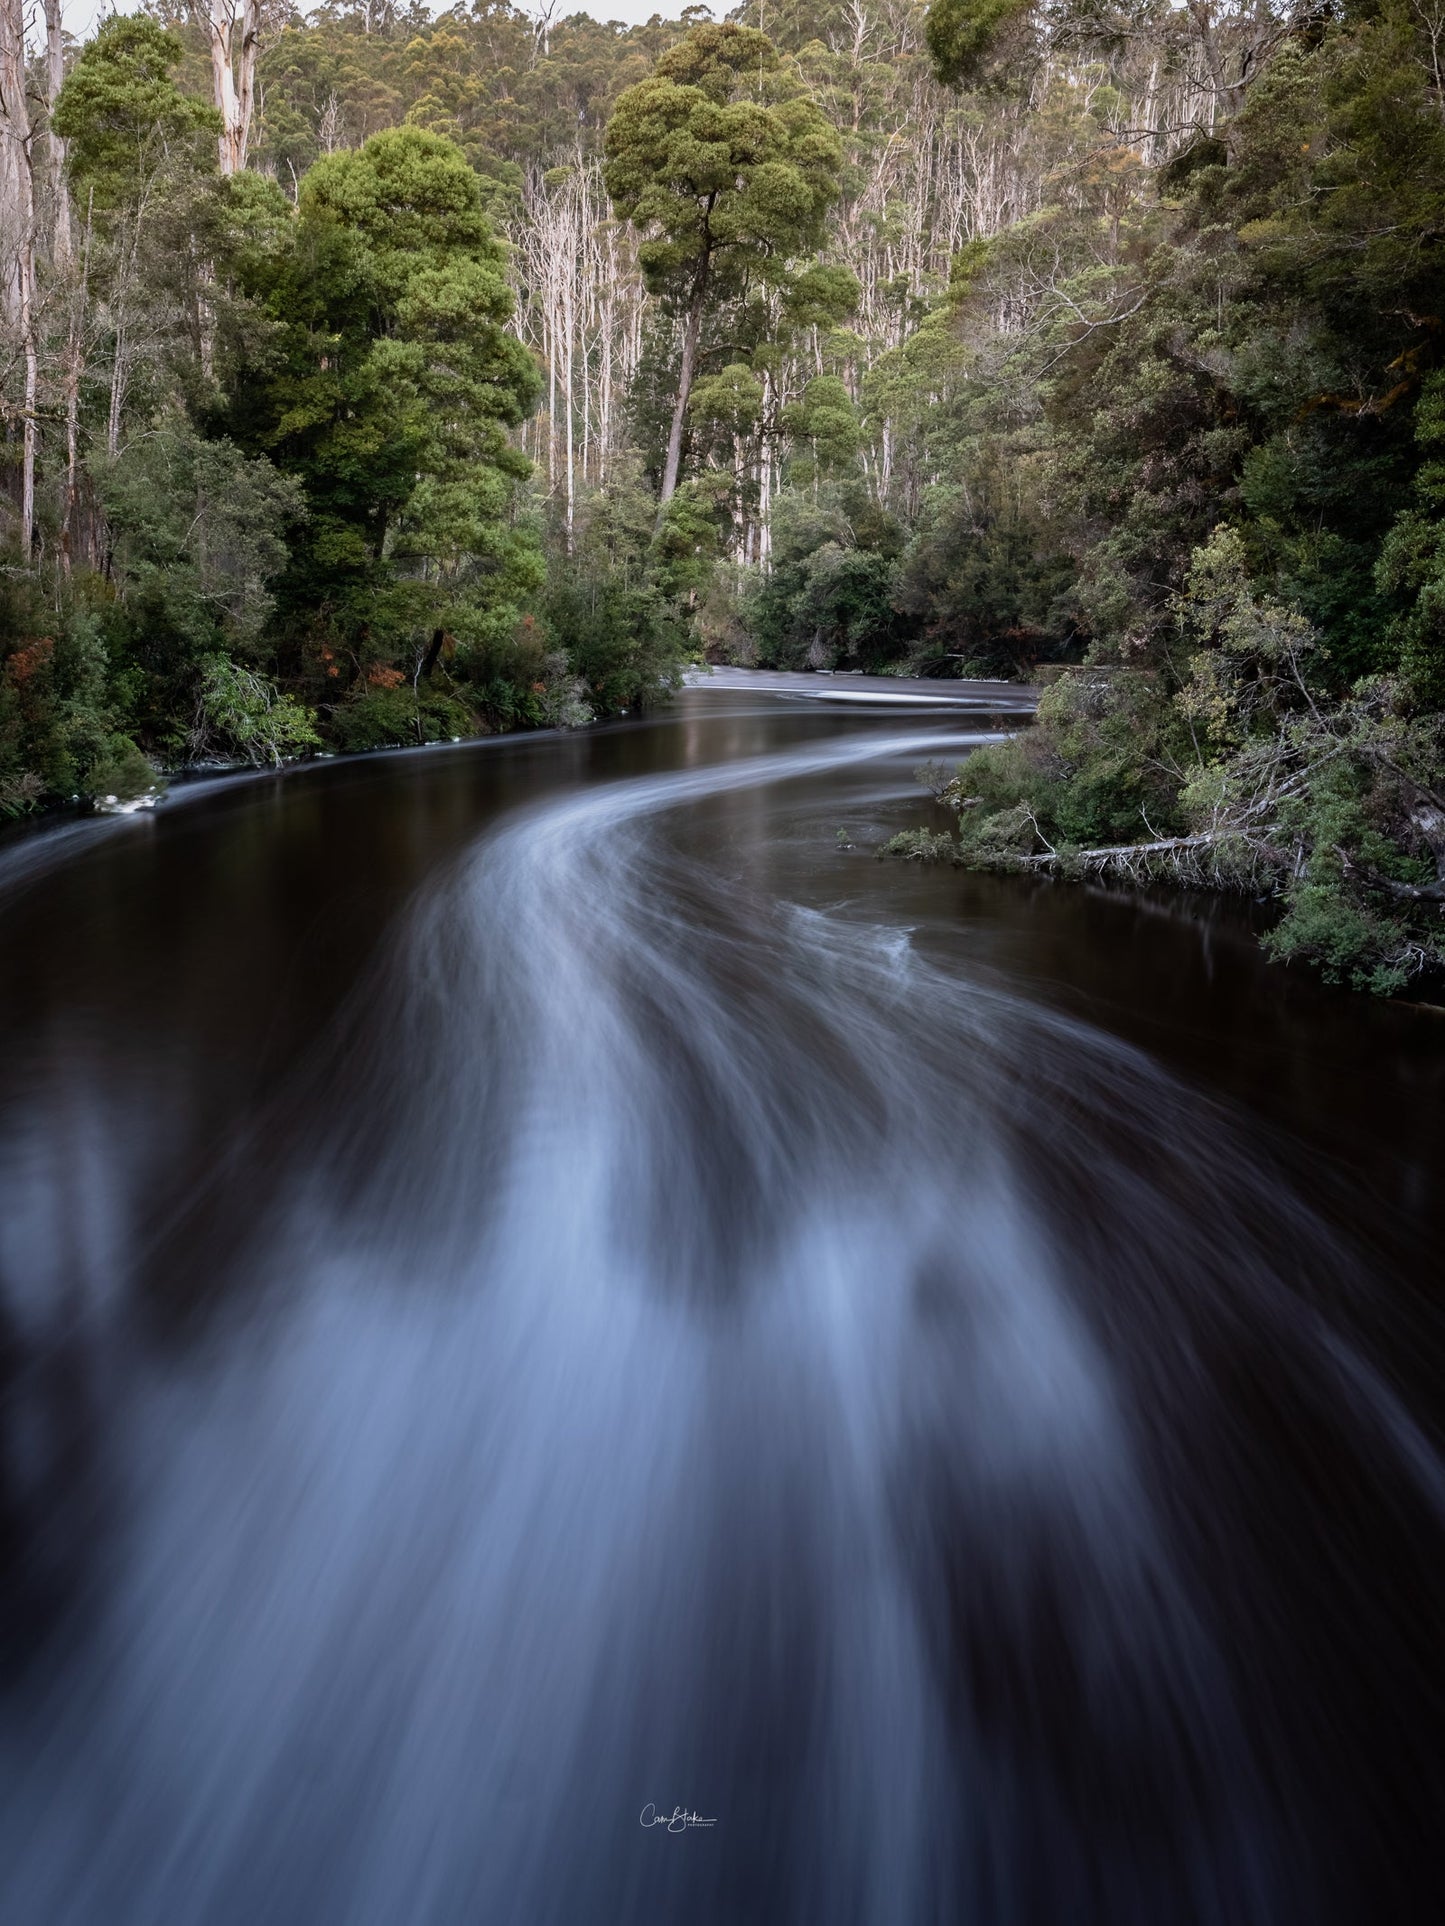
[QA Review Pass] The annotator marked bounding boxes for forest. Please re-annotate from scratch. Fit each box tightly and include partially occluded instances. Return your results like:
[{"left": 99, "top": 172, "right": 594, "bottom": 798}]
[{"left": 2, "top": 0, "right": 1444, "bottom": 988}]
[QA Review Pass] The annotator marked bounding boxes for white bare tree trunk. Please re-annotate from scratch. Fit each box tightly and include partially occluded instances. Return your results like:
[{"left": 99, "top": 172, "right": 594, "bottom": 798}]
[
  {"left": 0, "top": 0, "right": 37, "bottom": 556},
  {"left": 107, "top": 321, "right": 125, "bottom": 460},
  {"left": 758, "top": 368, "right": 773, "bottom": 566},
  {"left": 509, "top": 158, "right": 646, "bottom": 516},
  {"left": 562, "top": 261, "right": 574, "bottom": 540},
  {"left": 45, "top": 0, "right": 70, "bottom": 266},
  {"left": 209, "top": 0, "right": 262, "bottom": 175}
]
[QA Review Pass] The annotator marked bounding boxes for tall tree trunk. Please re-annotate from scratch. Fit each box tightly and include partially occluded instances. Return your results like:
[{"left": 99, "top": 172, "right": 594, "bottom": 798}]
[
  {"left": 758, "top": 372, "right": 772, "bottom": 567},
  {"left": 598, "top": 229, "right": 613, "bottom": 489},
  {"left": 1185, "top": 0, "right": 1244, "bottom": 150},
  {"left": 546, "top": 288, "right": 556, "bottom": 492},
  {"left": 209, "top": 0, "right": 241, "bottom": 174},
  {"left": 62, "top": 193, "right": 92, "bottom": 572},
  {"left": 0, "top": 0, "right": 38, "bottom": 557},
  {"left": 209, "top": 0, "right": 261, "bottom": 175},
  {"left": 234, "top": 0, "right": 260, "bottom": 170},
  {"left": 562, "top": 240, "right": 574, "bottom": 542},
  {"left": 577, "top": 157, "right": 591, "bottom": 491},
  {"left": 20, "top": 271, "right": 35, "bottom": 555},
  {"left": 44, "top": 0, "right": 69, "bottom": 265},
  {"left": 107, "top": 320, "right": 125, "bottom": 459},
  {"left": 62, "top": 336, "right": 80, "bottom": 570},
  {"left": 660, "top": 254, "right": 709, "bottom": 506}
]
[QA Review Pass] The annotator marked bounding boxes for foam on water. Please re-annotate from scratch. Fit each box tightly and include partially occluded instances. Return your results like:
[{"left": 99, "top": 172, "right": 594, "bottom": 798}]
[{"left": 0, "top": 723, "right": 1441, "bottom": 1924}]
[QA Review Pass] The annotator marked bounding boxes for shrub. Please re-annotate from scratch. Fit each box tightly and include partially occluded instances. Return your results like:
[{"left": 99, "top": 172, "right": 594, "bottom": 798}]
[
  {"left": 326, "top": 685, "right": 481, "bottom": 752},
  {"left": 193, "top": 655, "right": 321, "bottom": 766}
]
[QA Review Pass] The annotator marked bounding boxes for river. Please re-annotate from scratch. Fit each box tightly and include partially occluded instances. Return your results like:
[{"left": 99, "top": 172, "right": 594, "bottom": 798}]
[{"left": 0, "top": 675, "right": 1442, "bottom": 1924}]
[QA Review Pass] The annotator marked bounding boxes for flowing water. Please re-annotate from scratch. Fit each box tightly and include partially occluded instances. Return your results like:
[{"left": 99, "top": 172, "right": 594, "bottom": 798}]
[{"left": 0, "top": 679, "right": 1442, "bottom": 1925}]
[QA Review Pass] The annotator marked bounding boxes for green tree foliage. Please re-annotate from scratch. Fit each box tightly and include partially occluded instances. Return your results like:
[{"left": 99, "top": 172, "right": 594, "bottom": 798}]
[
  {"left": 741, "top": 490, "right": 908, "bottom": 669},
  {"left": 925, "top": 0, "right": 1034, "bottom": 88},
  {"left": 910, "top": 525, "right": 1445, "bottom": 991},
  {"left": 192, "top": 655, "right": 322, "bottom": 767},
  {"left": 8, "top": 5, "right": 711, "bottom": 812},
  {"left": 94, "top": 416, "right": 308, "bottom": 745},
  {"left": 1379, "top": 371, "right": 1445, "bottom": 706},
  {"left": 0, "top": 597, "right": 118, "bottom": 815},
  {"left": 219, "top": 126, "right": 545, "bottom": 736},
  {"left": 97, "top": 417, "right": 305, "bottom": 658},
  {"left": 540, "top": 477, "right": 692, "bottom": 715},
  {"left": 52, "top": 16, "right": 219, "bottom": 212},
  {"left": 249, "top": 3, "right": 686, "bottom": 185},
  {"left": 603, "top": 23, "right": 848, "bottom": 500},
  {"left": 875, "top": 0, "right": 1445, "bottom": 989}
]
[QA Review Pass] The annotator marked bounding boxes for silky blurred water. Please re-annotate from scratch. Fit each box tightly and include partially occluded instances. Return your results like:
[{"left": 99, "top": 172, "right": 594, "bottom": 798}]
[{"left": 1, "top": 684, "right": 1442, "bottom": 1924}]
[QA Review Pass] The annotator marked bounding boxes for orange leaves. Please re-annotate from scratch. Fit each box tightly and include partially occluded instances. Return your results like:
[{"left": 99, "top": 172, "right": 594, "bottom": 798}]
[{"left": 3, "top": 638, "right": 54, "bottom": 687}]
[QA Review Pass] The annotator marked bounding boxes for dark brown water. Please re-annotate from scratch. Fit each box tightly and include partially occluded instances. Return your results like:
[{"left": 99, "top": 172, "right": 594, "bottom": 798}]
[{"left": 0, "top": 683, "right": 1442, "bottom": 1924}]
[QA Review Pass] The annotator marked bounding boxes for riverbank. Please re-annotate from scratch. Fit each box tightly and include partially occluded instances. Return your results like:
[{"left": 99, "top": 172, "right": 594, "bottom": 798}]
[
  {"left": 2, "top": 667, "right": 1028, "bottom": 873},
  {"left": 878, "top": 635, "right": 1445, "bottom": 999}
]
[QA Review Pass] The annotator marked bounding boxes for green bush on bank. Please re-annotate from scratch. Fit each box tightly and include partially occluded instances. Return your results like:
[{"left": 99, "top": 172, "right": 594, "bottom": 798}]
[{"left": 915, "top": 532, "right": 1445, "bottom": 992}]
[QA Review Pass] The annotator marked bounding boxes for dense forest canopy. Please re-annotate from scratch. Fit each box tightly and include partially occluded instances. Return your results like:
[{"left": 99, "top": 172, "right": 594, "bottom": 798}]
[{"left": 2, "top": 0, "right": 1444, "bottom": 987}]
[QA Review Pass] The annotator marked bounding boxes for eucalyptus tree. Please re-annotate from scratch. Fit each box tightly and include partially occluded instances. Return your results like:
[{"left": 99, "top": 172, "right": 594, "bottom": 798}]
[
  {"left": 53, "top": 19, "right": 221, "bottom": 460},
  {"left": 208, "top": 0, "right": 263, "bottom": 176},
  {"left": 925, "top": 0, "right": 1315, "bottom": 149},
  {"left": 603, "top": 22, "right": 846, "bottom": 503}
]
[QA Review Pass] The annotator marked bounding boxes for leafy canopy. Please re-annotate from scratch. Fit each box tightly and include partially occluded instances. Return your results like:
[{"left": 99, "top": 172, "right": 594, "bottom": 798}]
[
  {"left": 925, "top": 0, "right": 1034, "bottom": 89},
  {"left": 53, "top": 17, "right": 220, "bottom": 213},
  {"left": 603, "top": 23, "right": 845, "bottom": 306},
  {"left": 224, "top": 126, "right": 542, "bottom": 664}
]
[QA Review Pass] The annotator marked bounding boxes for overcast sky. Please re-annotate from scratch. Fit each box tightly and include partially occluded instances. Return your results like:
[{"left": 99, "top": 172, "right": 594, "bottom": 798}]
[{"left": 53, "top": 0, "right": 705, "bottom": 43}]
